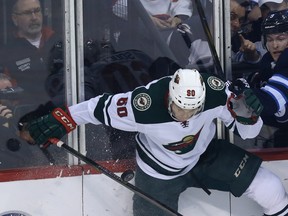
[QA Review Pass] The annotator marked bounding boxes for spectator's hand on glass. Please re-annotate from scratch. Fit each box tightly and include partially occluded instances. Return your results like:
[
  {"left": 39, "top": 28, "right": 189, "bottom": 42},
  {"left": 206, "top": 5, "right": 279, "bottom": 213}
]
[
  {"left": 168, "top": 16, "right": 182, "bottom": 28},
  {"left": 151, "top": 16, "right": 172, "bottom": 29},
  {"left": 151, "top": 15, "right": 182, "bottom": 29}
]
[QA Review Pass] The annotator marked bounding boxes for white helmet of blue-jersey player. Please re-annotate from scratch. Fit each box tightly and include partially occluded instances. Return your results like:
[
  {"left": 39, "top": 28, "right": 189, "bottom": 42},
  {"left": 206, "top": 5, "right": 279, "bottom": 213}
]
[{"left": 169, "top": 68, "right": 206, "bottom": 112}]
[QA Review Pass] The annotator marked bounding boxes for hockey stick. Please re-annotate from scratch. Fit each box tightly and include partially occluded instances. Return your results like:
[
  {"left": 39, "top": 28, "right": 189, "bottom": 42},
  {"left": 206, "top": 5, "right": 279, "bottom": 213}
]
[
  {"left": 194, "top": 0, "right": 225, "bottom": 80},
  {"left": 49, "top": 138, "right": 183, "bottom": 216},
  {"left": 177, "top": 0, "right": 225, "bottom": 80}
]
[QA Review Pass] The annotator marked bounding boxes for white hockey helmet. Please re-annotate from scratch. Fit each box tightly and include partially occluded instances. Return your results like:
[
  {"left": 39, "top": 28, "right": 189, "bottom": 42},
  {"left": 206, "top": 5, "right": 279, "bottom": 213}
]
[{"left": 169, "top": 68, "right": 206, "bottom": 110}]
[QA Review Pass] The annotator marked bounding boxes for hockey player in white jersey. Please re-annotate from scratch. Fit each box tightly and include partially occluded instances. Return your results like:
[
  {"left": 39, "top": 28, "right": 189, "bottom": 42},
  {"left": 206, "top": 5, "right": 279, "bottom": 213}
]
[{"left": 19, "top": 69, "right": 288, "bottom": 216}]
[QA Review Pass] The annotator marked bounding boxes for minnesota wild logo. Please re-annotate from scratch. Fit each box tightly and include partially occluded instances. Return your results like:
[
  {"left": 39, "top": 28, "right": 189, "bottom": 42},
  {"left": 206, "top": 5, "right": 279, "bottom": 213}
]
[
  {"left": 163, "top": 127, "right": 203, "bottom": 154},
  {"left": 207, "top": 76, "right": 225, "bottom": 91},
  {"left": 133, "top": 93, "right": 151, "bottom": 111}
]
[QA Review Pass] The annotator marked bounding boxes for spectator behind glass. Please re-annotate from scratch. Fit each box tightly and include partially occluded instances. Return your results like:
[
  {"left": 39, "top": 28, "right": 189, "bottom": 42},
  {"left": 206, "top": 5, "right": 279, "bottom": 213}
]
[
  {"left": 138, "top": 0, "right": 192, "bottom": 29},
  {"left": 166, "top": 0, "right": 213, "bottom": 68},
  {"left": 0, "top": 0, "right": 63, "bottom": 106},
  {"left": 0, "top": 72, "right": 52, "bottom": 169},
  {"left": 169, "top": 0, "right": 265, "bottom": 68},
  {"left": 0, "top": 0, "right": 67, "bottom": 166},
  {"left": 231, "top": 0, "right": 267, "bottom": 63},
  {"left": 113, "top": 0, "right": 193, "bottom": 48}
]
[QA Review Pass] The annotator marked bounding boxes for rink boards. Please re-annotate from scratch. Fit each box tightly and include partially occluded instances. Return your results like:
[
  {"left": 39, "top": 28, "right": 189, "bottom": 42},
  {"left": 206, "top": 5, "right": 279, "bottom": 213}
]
[{"left": 0, "top": 156, "right": 287, "bottom": 215}]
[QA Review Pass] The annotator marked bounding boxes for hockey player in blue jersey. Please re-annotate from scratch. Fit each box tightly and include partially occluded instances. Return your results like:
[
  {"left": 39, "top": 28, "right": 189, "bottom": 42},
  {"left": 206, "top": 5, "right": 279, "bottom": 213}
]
[
  {"left": 248, "top": 9, "right": 288, "bottom": 147},
  {"left": 19, "top": 68, "right": 288, "bottom": 216}
]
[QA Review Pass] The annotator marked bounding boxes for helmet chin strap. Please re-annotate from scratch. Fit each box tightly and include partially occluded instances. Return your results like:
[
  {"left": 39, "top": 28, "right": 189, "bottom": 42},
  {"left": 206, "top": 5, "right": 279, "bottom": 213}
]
[
  {"left": 168, "top": 96, "right": 178, "bottom": 121},
  {"left": 168, "top": 96, "right": 205, "bottom": 121}
]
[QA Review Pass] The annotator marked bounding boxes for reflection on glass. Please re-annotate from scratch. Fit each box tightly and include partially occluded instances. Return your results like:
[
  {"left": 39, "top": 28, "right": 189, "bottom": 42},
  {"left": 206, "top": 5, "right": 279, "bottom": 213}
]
[
  {"left": 0, "top": 0, "right": 66, "bottom": 169},
  {"left": 0, "top": 0, "right": 283, "bottom": 172},
  {"left": 82, "top": 0, "right": 217, "bottom": 161},
  {"left": 82, "top": 0, "right": 288, "bottom": 158}
]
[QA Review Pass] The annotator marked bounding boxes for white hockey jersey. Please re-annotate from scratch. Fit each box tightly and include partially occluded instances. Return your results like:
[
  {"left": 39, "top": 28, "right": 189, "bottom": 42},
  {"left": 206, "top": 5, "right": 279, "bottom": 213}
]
[{"left": 69, "top": 73, "right": 263, "bottom": 180}]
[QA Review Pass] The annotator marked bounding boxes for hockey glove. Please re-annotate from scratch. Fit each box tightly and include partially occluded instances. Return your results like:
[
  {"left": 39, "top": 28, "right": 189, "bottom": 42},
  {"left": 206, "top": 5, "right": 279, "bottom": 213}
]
[
  {"left": 19, "top": 107, "right": 77, "bottom": 145},
  {"left": 228, "top": 78, "right": 250, "bottom": 96},
  {"left": 228, "top": 89, "right": 263, "bottom": 125}
]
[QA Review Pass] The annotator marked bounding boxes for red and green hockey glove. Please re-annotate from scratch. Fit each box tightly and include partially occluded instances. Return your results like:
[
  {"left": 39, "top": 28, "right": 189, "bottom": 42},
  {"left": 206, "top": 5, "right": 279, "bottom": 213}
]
[
  {"left": 19, "top": 107, "right": 77, "bottom": 145},
  {"left": 228, "top": 89, "right": 263, "bottom": 125}
]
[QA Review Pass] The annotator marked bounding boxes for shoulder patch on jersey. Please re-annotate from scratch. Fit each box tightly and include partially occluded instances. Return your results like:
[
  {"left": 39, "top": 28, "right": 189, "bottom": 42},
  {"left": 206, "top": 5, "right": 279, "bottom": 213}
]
[
  {"left": 207, "top": 76, "right": 225, "bottom": 90},
  {"left": 133, "top": 93, "right": 152, "bottom": 111}
]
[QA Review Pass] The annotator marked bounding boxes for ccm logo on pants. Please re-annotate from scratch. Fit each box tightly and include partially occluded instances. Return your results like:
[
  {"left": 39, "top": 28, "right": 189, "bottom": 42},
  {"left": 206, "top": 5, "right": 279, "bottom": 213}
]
[{"left": 234, "top": 154, "right": 249, "bottom": 178}]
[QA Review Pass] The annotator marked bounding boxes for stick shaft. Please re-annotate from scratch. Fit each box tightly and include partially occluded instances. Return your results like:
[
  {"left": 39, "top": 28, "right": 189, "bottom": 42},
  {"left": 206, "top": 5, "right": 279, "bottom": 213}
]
[{"left": 194, "top": 0, "right": 225, "bottom": 80}]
